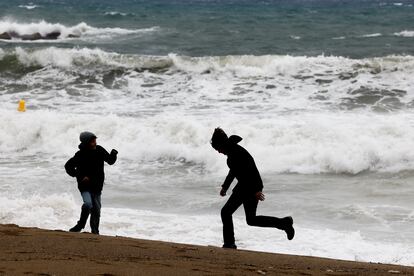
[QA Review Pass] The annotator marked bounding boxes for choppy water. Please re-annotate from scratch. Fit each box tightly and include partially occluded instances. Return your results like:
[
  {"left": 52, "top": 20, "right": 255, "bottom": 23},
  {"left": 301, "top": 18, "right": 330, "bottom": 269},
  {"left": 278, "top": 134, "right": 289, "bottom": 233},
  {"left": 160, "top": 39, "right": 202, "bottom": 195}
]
[{"left": 1, "top": 0, "right": 414, "bottom": 266}]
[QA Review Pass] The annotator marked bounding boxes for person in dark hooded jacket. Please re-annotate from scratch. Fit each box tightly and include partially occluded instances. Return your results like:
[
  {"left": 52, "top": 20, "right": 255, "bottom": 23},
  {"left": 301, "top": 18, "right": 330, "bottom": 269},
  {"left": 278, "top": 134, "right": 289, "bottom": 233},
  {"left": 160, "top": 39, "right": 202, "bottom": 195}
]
[
  {"left": 65, "top": 131, "right": 118, "bottom": 234},
  {"left": 211, "top": 127, "right": 294, "bottom": 249}
]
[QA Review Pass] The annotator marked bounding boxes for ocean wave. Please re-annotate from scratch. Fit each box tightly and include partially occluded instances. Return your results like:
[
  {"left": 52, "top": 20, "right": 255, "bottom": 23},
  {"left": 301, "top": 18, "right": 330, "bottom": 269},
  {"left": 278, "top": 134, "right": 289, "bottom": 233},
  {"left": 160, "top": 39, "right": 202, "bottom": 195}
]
[
  {"left": 394, "top": 30, "right": 414, "bottom": 37},
  {"left": 1, "top": 48, "right": 414, "bottom": 115},
  {"left": 1, "top": 48, "right": 413, "bottom": 116},
  {"left": 0, "top": 20, "right": 159, "bottom": 40},
  {"left": 388, "top": 2, "right": 414, "bottom": 7},
  {"left": 290, "top": 35, "right": 301, "bottom": 40},
  {"left": 359, "top": 33, "right": 382, "bottom": 38},
  {"left": 104, "top": 11, "right": 134, "bottom": 17},
  {"left": 18, "top": 4, "right": 39, "bottom": 10},
  {"left": 1, "top": 110, "right": 414, "bottom": 175},
  {"left": 1, "top": 47, "right": 414, "bottom": 76},
  {"left": 168, "top": 53, "right": 414, "bottom": 77},
  {"left": 0, "top": 47, "right": 172, "bottom": 71}
]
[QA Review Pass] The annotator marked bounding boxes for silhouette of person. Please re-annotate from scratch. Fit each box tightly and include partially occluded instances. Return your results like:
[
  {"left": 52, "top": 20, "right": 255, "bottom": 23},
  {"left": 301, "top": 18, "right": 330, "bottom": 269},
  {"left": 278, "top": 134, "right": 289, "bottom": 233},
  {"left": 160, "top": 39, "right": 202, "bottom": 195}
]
[
  {"left": 211, "top": 128, "right": 294, "bottom": 249},
  {"left": 65, "top": 131, "right": 118, "bottom": 234}
]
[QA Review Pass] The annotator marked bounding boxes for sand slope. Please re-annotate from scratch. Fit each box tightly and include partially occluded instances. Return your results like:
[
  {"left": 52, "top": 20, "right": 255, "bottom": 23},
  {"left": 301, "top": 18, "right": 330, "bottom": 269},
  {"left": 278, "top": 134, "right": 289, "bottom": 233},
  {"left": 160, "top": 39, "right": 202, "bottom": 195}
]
[{"left": 0, "top": 224, "right": 412, "bottom": 275}]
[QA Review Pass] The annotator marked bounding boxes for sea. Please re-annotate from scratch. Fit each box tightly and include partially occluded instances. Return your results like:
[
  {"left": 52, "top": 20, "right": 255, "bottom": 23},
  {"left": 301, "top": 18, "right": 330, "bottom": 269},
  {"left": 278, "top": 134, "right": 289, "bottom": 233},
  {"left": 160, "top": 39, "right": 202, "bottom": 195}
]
[{"left": 0, "top": 0, "right": 414, "bottom": 266}]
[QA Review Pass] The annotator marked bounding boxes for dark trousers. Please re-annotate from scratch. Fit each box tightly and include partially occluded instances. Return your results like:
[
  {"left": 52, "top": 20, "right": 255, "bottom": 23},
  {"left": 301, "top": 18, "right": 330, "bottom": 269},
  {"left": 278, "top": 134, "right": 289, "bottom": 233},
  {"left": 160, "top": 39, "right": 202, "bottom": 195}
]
[
  {"left": 77, "top": 191, "right": 101, "bottom": 234},
  {"left": 221, "top": 191, "right": 286, "bottom": 245}
]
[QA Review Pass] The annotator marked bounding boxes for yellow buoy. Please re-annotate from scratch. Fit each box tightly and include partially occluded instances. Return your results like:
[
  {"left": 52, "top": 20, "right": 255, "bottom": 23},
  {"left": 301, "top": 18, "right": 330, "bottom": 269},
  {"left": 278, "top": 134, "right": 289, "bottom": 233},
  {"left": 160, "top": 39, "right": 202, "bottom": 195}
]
[{"left": 17, "top": 100, "right": 26, "bottom": 112}]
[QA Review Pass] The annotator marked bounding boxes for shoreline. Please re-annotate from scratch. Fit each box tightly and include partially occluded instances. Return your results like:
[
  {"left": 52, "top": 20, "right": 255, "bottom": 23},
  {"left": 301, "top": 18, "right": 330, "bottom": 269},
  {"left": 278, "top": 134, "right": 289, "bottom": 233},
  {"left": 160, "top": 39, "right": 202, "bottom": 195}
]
[{"left": 0, "top": 224, "right": 413, "bottom": 275}]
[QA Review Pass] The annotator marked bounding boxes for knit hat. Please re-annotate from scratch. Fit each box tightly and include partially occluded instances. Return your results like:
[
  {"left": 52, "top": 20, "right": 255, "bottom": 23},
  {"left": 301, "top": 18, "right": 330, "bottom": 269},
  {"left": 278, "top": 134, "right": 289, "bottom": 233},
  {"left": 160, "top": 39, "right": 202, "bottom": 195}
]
[{"left": 79, "top": 131, "right": 97, "bottom": 144}]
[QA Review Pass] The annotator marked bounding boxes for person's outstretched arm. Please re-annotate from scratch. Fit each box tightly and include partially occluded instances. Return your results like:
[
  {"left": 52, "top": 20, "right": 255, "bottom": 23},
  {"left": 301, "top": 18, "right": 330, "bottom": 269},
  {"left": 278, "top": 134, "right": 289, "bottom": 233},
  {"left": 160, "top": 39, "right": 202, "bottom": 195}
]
[{"left": 100, "top": 146, "right": 118, "bottom": 165}]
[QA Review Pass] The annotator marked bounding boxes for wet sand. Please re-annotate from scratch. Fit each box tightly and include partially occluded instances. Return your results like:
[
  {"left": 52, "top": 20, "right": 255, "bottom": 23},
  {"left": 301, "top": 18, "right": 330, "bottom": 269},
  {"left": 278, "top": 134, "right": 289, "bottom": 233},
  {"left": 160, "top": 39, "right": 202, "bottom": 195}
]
[{"left": 0, "top": 224, "right": 412, "bottom": 275}]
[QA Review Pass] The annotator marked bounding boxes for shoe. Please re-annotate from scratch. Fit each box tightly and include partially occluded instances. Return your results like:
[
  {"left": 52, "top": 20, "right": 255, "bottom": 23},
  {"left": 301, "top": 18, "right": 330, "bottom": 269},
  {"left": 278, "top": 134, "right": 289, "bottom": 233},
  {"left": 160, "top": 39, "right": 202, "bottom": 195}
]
[
  {"left": 69, "top": 224, "right": 83, "bottom": 232},
  {"left": 91, "top": 230, "right": 99, "bottom": 235},
  {"left": 284, "top": 216, "right": 295, "bottom": 240},
  {"left": 222, "top": 243, "right": 237, "bottom": 249}
]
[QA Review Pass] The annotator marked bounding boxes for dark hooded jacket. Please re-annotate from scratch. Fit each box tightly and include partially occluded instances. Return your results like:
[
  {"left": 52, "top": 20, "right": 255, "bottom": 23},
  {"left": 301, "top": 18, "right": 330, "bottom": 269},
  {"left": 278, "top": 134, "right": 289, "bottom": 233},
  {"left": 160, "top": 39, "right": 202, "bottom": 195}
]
[
  {"left": 65, "top": 144, "right": 117, "bottom": 194},
  {"left": 221, "top": 135, "right": 263, "bottom": 195}
]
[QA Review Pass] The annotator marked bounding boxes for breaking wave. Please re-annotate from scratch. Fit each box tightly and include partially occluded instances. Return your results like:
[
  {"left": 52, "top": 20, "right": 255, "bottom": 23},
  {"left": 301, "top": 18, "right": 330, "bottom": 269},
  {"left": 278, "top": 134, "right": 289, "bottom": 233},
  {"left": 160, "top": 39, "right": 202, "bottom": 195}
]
[
  {"left": 394, "top": 30, "right": 414, "bottom": 37},
  {"left": 0, "top": 20, "right": 159, "bottom": 40},
  {"left": 1, "top": 47, "right": 414, "bottom": 76},
  {"left": 18, "top": 4, "right": 39, "bottom": 10},
  {"left": 1, "top": 110, "right": 414, "bottom": 175}
]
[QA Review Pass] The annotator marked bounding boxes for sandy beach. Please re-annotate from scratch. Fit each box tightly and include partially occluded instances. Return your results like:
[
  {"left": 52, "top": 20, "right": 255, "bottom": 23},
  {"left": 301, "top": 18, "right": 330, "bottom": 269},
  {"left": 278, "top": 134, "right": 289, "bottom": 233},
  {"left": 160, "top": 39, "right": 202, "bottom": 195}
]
[{"left": 0, "top": 224, "right": 412, "bottom": 276}]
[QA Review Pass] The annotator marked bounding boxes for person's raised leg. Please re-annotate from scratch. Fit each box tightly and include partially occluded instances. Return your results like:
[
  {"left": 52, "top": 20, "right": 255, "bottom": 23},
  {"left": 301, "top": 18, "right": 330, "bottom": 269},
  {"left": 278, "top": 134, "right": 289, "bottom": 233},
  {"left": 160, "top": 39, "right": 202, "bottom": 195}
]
[
  {"left": 243, "top": 196, "right": 295, "bottom": 240},
  {"left": 221, "top": 192, "right": 243, "bottom": 248}
]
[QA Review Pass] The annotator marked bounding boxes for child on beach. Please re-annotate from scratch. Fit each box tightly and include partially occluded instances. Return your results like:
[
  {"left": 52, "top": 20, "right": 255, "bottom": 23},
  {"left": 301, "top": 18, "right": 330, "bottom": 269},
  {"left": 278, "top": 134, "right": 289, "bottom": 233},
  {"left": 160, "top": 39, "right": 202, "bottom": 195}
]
[
  {"left": 211, "top": 128, "right": 294, "bottom": 249},
  {"left": 65, "top": 131, "right": 118, "bottom": 234}
]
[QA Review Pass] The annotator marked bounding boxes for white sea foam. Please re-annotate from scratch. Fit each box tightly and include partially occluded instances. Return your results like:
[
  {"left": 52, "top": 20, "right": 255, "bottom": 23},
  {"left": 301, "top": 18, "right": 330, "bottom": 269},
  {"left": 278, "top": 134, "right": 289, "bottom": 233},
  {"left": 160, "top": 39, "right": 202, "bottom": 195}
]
[
  {"left": 104, "top": 11, "right": 132, "bottom": 17},
  {"left": 0, "top": 20, "right": 159, "bottom": 40},
  {"left": 0, "top": 194, "right": 77, "bottom": 228},
  {"left": 18, "top": 4, "right": 39, "bottom": 10},
  {"left": 0, "top": 193, "right": 413, "bottom": 266},
  {"left": 170, "top": 53, "right": 414, "bottom": 75},
  {"left": 14, "top": 46, "right": 121, "bottom": 68},
  {"left": 3, "top": 47, "right": 414, "bottom": 77},
  {"left": 169, "top": 54, "right": 353, "bottom": 76},
  {"left": 360, "top": 33, "right": 382, "bottom": 38},
  {"left": 394, "top": 30, "right": 414, "bottom": 37},
  {"left": 6, "top": 47, "right": 169, "bottom": 69},
  {"left": 1, "top": 109, "right": 414, "bottom": 175}
]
